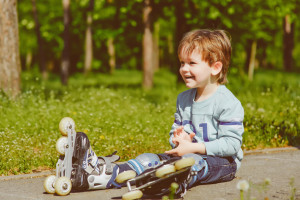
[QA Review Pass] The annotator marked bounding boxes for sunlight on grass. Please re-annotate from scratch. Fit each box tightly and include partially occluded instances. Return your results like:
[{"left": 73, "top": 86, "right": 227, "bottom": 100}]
[{"left": 0, "top": 69, "right": 299, "bottom": 175}]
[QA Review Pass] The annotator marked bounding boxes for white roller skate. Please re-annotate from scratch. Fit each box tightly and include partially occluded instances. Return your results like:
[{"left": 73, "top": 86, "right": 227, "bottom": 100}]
[
  {"left": 115, "top": 157, "right": 196, "bottom": 200},
  {"left": 44, "top": 117, "right": 120, "bottom": 196}
]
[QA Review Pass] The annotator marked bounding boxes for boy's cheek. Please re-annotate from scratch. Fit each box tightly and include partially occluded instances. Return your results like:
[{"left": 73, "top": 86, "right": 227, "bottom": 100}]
[{"left": 179, "top": 69, "right": 184, "bottom": 78}]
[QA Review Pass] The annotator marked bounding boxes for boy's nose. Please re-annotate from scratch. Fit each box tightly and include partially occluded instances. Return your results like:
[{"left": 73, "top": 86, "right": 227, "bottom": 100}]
[{"left": 181, "top": 64, "right": 189, "bottom": 71}]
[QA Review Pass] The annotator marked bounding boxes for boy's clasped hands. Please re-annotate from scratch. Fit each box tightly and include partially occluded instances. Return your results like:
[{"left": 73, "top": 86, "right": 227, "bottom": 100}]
[{"left": 165, "top": 126, "right": 199, "bottom": 156}]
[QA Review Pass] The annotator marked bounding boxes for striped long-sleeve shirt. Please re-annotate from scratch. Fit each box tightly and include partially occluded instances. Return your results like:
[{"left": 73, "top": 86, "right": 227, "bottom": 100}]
[{"left": 169, "top": 85, "right": 244, "bottom": 170}]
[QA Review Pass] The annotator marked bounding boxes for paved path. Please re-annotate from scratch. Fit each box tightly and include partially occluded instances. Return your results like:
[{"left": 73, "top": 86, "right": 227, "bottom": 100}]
[{"left": 0, "top": 148, "right": 299, "bottom": 200}]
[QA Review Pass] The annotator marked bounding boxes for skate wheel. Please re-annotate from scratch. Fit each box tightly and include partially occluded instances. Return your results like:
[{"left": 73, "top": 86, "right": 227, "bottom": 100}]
[
  {"left": 59, "top": 117, "right": 75, "bottom": 136},
  {"left": 43, "top": 175, "right": 56, "bottom": 194},
  {"left": 55, "top": 176, "right": 72, "bottom": 196},
  {"left": 175, "top": 157, "right": 195, "bottom": 170},
  {"left": 122, "top": 190, "right": 143, "bottom": 200},
  {"left": 115, "top": 170, "right": 136, "bottom": 183},
  {"left": 56, "top": 136, "right": 68, "bottom": 155},
  {"left": 155, "top": 164, "right": 176, "bottom": 178}
]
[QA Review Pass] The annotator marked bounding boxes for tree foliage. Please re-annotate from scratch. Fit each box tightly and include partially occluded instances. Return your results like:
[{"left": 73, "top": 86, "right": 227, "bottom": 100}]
[{"left": 17, "top": 0, "right": 300, "bottom": 78}]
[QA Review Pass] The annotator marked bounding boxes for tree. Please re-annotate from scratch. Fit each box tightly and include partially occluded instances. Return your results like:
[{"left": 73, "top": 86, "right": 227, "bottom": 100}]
[
  {"left": 174, "top": 0, "right": 188, "bottom": 83},
  {"left": 0, "top": 0, "right": 21, "bottom": 98},
  {"left": 142, "top": 0, "right": 154, "bottom": 89},
  {"left": 106, "top": 0, "right": 121, "bottom": 74},
  {"left": 283, "top": 15, "right": 294, "bottom": 72},
  {"left": 152, "top": 21, "right": 160, "bottom": 71},
  {"left": 32, "top": 0, "right": 46, "bottom": 79},
  {"left": 84, "top": 0, "right": 94, "bottom": 75},
  {"left": 61, "top": 0, "right": 71, "bottom": 85}
]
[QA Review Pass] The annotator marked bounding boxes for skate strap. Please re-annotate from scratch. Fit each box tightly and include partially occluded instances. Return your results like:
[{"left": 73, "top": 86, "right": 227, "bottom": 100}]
[
  {"left": 99, "top": 156, "right": 113, "bottom": 174},
  {"left": 98, "top": 151, "right": 120, "bottom": 162},
  {"left": 98, "top": 157, "right": 118, "bottom": 174},
  {"left": 106, "top": 165, "right": 122, "bottom": 189},
  {"left": 106, "top": 165, "right": 122, "bottom": 188}
]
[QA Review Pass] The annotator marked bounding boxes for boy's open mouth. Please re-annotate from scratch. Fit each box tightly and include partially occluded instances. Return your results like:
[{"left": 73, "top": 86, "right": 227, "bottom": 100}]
[{"left": 185, "top": 76, "right": 194, "bottom": 79}]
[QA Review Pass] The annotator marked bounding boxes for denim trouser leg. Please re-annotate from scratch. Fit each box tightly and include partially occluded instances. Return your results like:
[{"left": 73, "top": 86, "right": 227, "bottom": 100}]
[
  {"left": 158, "top": 153, "right": 237, "bottom": 186},
  {"left": 197, "top": 155, "right": 237, "bottom": 184}
]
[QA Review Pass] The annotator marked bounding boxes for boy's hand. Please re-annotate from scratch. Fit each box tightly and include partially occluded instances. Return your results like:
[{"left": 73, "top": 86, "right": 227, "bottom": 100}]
[
  {"left": 166, "top": 133, "right": 206, "bottom": 156},
  {"left": 166, "top": 137, "right": 194, "bottom": 156},
  {"left": 172, "top": 126, "right": 195, "bottom": 147}
]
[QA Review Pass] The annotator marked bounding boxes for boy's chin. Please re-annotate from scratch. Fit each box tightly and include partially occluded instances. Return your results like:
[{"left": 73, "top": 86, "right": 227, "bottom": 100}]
[{"left": 185, "top": 83, "right": 196, "bottom": 89}]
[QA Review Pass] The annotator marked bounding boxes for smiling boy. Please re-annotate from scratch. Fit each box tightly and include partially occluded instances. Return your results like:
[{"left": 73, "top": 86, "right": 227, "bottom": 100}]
[{"left": 165, "top": 29, "right": 244, "bottom": 185}]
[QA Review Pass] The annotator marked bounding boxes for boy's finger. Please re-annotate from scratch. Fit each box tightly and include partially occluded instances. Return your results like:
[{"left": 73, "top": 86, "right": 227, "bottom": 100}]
[
  {"left": 190, "top": 132, "right": 195, "bottom": 138},
  {"left": 172, "top": 137, "right": 180, "bottom": 143},
  {"left": 172, "top": 138, "right": 178, "bottom": 145},
  {"left": 175, "top": 129, "right": 179, "bottom": 136},
  {"left": 165, "top": 149, "right": 177, "bottom": 155},
  {"left": 174, "top": 128, "right": 178, "bottom": 136},
  {"left": 165, "top": 150, "right": 172, "bottom": 154}
]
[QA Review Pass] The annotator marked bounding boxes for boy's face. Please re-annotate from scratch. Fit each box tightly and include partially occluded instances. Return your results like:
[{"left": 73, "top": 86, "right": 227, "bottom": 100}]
[{"left": 179, "top": 50, "right": 213, "bottom": 89}]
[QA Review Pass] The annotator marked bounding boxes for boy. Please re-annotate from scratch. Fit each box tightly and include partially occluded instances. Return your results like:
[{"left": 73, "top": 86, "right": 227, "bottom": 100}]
[
  {"left": 56, "top": 29, "right": 244, "bottom": 196},
  {"left": 165, "top": 29, "right": 244, "bottom": 184}
]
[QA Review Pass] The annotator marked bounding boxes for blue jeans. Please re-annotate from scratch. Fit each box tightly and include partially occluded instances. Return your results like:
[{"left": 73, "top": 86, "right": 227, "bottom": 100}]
[
  {"left": 197, "top": 155, "right": 237, "bottom": 184},
  {"left": 158, "top": 153, "right": 237, "bottom": 185},
  {"left": 119, "top": 153, "right": 237, "bottom": 188}
]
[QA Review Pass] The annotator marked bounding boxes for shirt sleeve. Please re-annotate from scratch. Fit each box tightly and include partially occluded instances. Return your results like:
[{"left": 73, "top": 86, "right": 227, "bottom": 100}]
[
  {"left": 169, "top": 97, "right": 182, "bottom": 148},
  {"left": 204, "top": 101, "right": 244, "bottom": 157}
]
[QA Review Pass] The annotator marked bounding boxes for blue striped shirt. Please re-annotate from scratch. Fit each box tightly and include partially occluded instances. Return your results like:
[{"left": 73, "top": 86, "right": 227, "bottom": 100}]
[{"left": 169, "top": 85, "right": 244, "bottom": 169}]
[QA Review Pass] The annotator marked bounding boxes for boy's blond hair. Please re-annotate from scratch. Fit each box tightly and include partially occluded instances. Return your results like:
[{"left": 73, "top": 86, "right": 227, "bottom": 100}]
[{"left": 178, "top": 29, "right": 232, "bottom": 84}]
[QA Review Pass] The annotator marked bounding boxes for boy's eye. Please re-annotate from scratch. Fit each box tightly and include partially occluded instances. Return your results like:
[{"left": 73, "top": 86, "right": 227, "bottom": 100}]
[{"left": 190, "top": 62, "right": 196, "bottom": 65}]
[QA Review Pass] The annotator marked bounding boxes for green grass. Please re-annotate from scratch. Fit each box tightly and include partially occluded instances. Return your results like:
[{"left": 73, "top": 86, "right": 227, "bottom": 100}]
[
  {"left": 0, "top": 68, "right": 299, "bottom": 175},
  {"left": 228, "top": 70, "right": 300, "bottom": 149}
]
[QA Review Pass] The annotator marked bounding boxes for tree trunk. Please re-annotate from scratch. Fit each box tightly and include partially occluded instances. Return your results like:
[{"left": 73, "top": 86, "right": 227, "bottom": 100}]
[
  {"left": 153, "top": 21, "right": 160, "bottom": 71},
  {"left": 248, "top": 40, "right": 257, "bottom": 81},
  {"left": 107, "top": 37, "right": 116, "bottom": 74},
  {"left": 0, "top": 0, "right": 21, "bottom": 98},
  {"left": 84, "top": 0, "right": 94, "bottom": 75},
  {"left": 244, "top": 39, "right": 252, "bottom": 72},
  {"left": 110, "top": 0, "right": 121, "bottom": 72},
  {"left": 32, "top": 0, "right": 46, "bottom": 79},
  {"left": 142, "top": 0, "right": 154, "bottom": 89},
  {"left": 61, "top": 0, "right": 71, "bottom": 85},
  {"left": 174, "top": 0, "right": 187, "bottom": 83},
  {"left": 25, "top": 51, "right": 32, "bottom": 70},
  {"left": 283, "top": 15, "right": 294, "bottom": 71}
]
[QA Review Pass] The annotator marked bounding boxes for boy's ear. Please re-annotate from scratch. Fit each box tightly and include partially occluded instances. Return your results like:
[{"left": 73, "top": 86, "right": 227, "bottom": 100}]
[{"left": 211, "top": 61, "right": 223, "bottom": 76}]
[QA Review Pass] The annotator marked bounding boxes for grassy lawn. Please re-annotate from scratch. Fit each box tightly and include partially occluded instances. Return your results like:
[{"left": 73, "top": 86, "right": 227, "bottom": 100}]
[{"left": 0, "top": 68, "right": 299, "bottom": 175}]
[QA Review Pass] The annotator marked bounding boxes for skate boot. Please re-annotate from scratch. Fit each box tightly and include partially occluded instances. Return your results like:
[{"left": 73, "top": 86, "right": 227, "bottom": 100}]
[
  {"left": 44, "top": 117, "right": 121, "bottom": 196},
  {"left": 115, "top": 155, "right": 198, "bottom": 200},
  {"left": 70, "top": 132, "right": 121, "bottom": 191}
]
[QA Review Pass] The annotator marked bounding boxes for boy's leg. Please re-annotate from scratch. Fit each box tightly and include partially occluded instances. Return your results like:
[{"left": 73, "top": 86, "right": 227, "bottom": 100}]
[
  {"left": 118, "top": 154, "right": 236, "bottom": 186},
  {"left": 195, "top": 156, "right": 237, "bottom": 185},
  {"left": 118, "top": 153, "right": 207, "bottom": 195},
  {"left": 146, "top": 154, "right": 236, "bottom": 190},
  {"left": 118, "top": 153, "right": 184, "bottom": 175},
  {"left": 118, "top": 153, "right": 163, "bottom": 175}
]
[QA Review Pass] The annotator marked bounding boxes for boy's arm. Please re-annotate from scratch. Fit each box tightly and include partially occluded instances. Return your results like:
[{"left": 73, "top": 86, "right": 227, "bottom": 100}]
[
  {"left": 204, "top": 102, "right": 244, "bottom": 157},
  {"left": 169, "top": 98, "right": 182, "bottom": 148}
]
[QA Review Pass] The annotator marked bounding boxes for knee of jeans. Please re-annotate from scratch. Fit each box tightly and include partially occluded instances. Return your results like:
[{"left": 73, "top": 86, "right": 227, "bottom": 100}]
[
  {"left": 182, "top": 153, "right": 205, "bottom": 172},
  {"left": 127, "top": 153, "right": 161, "bottom": 175},
  {"left": 220, "top": 171, "right": 236, "bottom": 182}
]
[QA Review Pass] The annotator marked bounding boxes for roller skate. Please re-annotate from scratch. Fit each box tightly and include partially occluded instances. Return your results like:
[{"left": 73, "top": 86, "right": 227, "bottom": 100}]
[
  {"left": 115, "top": 156, "right": 196, "bottom": 200},
  {"left": 43, "top": 117, "right": 120, "bottom": 196}
]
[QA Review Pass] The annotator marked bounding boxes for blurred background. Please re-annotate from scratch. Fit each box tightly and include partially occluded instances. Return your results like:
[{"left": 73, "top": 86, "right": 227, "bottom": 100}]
[{"left": 2, "top": 0, "right": 300, "bottom": 90}]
